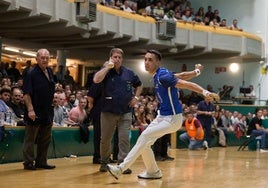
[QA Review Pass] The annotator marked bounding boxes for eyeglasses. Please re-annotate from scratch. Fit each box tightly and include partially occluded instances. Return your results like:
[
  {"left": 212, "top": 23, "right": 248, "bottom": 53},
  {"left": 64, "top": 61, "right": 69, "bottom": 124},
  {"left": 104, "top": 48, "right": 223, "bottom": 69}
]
[{"left": 147, "top": 50, "right": 162, "bottom": 60}]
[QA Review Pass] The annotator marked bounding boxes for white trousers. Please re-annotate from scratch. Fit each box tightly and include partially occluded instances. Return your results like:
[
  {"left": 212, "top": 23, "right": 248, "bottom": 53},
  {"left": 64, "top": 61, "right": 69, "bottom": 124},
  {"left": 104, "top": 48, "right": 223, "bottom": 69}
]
[{"left": 119, "top": 114, "right": 182, "bottom": 173}]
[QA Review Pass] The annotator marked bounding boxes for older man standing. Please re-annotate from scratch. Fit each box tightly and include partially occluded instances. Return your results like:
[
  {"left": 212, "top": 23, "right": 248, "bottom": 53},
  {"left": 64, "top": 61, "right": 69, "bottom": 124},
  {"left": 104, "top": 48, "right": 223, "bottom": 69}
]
[
  {"left": 94, "top": 48, "right": 143, "bottom": 174},
  {"left": 22, "top": 48, "right": 55, "bottom": 170}
]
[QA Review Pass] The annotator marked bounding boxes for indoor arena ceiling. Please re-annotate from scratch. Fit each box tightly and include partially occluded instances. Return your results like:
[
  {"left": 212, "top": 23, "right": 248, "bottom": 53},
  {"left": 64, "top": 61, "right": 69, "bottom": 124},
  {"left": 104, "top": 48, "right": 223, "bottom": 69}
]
[{"left": 0, "top": 0, "right": 263, "bottom": 63}]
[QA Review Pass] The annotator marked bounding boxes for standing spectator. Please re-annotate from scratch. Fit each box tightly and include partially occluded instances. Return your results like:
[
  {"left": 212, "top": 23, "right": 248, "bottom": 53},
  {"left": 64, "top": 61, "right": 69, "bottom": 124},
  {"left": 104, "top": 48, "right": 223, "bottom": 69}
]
[
  {"left": 179, "top": 110, "right": 208, "bottom": 150},
  {"left": 22, "top": 60, "right": 32, "bottom": 78},
  {"left": 211, "top": 9, "right": 221, "bottom": 23},
  {"left": 64, "top": 69, "right": 75, "bottom": 87},
  {"left": 196, "top": 96, "right": 215, "bottom": 148},
  {"left": 106, "top": 49, "right": 219, "bottom": 180},
  {"left": 205, "top": 5, "right": 213, "bottom": 21},
  {"left": 0, "top": 62, "right": 8, "bottom": 78},
  {"left": 7, "top": 61, "right": 21, "bottom": 83},
  {"left": 55, "top": 65, "right": 65, "bottom": 84},
  {"left": 93, "top": 48, "right": 143, "bottom": 173},
  {"left": 22, "top": 48, "right": 55, "bottom": 170}
]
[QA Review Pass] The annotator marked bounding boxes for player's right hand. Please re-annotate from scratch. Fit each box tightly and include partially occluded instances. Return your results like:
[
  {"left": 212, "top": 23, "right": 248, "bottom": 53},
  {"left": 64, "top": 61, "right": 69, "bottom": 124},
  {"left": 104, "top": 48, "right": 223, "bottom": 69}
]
[{"left": 208, "top": 93, "right": 220, "bottom": 102}]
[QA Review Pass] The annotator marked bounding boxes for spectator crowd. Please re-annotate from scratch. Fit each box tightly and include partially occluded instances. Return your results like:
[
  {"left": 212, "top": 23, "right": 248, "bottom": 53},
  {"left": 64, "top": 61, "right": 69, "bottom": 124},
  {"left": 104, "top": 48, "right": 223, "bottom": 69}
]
[{"left": 98, "top": 0, "right": 243, "bottom": 31}]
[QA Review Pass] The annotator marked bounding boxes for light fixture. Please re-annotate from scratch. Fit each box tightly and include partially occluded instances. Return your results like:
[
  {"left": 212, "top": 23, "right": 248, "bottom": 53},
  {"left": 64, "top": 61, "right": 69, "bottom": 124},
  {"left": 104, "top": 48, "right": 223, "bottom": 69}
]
[
  {"left": 4, "top": 47, "right": 20, "bottom": 53},
  {"left": 229, "top": 63, "right": 239, "bottom": 73},
  {"left": 22, "top": 51, "right": 37, "bottom": 57}
]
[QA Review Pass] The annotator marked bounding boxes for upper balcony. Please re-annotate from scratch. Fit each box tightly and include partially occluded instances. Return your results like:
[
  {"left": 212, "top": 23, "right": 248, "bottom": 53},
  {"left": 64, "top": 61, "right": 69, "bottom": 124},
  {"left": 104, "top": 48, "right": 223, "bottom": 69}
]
[{"left": 0, "top": 0, "right": 263, "bottom": 62}]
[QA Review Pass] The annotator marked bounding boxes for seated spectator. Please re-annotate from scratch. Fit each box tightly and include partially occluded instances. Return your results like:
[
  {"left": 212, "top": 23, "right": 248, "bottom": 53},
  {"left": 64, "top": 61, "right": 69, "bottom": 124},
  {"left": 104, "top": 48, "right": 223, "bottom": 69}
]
[
  {"left": 195, "top": 6, "right": 205, "bottom": 23},
  {"left": 229, "top": 19, "right": 243, "bottom": 31},
  {"left": 247, "top": 109, "right": 268, "bottom": 152},
  {"left": 152, "top": 1, "right": 164, "bottom": 20},
  {"left": 245, "top": 85, "right": 256, "bottom": 97},
  {"left": 136, "top": 0, "right": 147, "bottom": 15},
  {"left": 219, "top": 85, "right": 233, "bottom": 100},
  {"left": 120, "top": 0, "right": 135, "bottom": 13},
  {"left": 202, "top": 16, "right": 210, "bottom": 26},
  {"left": 58, "top": 92, "right": 69, "bottom": 120},
  {"left": 144, "top": 2, "right": 154, "bottom": 17},
  {"left": 65, "top": 93, "right": 76, "bottom": 111},
  {"left": 163, "top": 10, "right": 177, "bottom": 22},
  {"left": 262, "top": 109, "right": 268, "bottom": 119},
  {"left": 209, "top": 18, "right": 219, "bottom": 27},
  {"left": 68, "top": 97, "right": 88, "bottom": 126},
  {"left": 108, "top": 0, "right": 121, "bottom": 10},
  {"left": 213, "top": 111, "right": 228, "bottom": 146},
  {"left": 0, "top": 86, "right": 11, "bottom": 105},
  {"left": 53, "top": 93, "right": 65, "bottom": 126},
  {"left": 179, "top": 110, "right": 208, "bottom": 150},
  {"left": 181, "top": 9, "right": 193, "bottom": 22},
  {"left": 8, "top": 87, "right": 25, "bottom": 122},
  {"left": 219, "top": 18, "right": 228, "bottom": 28},
  {"left": 241, "top": 85, "right": 256, "bottom": 104}
]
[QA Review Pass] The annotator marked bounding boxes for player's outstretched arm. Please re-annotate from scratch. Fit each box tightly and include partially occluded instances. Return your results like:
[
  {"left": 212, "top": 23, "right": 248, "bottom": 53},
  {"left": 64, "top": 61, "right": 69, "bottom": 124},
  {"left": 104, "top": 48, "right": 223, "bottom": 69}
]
[
  {"left": 174, "top": 64, "right": 204, "bottom": 81},
  {"left": 175, "top": 79, "right": 220, "bottom": 102}
]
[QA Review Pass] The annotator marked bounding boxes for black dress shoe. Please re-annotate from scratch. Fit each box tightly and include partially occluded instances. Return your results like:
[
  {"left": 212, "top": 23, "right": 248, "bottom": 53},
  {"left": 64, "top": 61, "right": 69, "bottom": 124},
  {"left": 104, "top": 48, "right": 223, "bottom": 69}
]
[
  {"left": 122, "top": 168, "right": 132, "bottom": 174},
  {"left": 93, "top": 159, "right": 101, "bottom": 164},
  {"left": 24, "top": 164, "right": 36, "bottom": 170},
  {"left": 164, "top": 156, "right": 174, "bottom": 161},
  {"left": 108, "top": 158, "right": 117, "bottom": 163},
  {"left": 35, "top": 164, "right": 56, "bottom": 169}
]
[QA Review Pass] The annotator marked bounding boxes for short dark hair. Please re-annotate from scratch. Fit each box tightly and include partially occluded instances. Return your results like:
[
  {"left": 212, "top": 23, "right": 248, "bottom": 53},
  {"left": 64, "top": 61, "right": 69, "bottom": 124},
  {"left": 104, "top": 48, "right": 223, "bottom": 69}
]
[
  {"left": 0, "top": 86, "right": 11, "bottom": 95},
  {"left": 147, "top": 49, "right": 162, "bottom": 61}
]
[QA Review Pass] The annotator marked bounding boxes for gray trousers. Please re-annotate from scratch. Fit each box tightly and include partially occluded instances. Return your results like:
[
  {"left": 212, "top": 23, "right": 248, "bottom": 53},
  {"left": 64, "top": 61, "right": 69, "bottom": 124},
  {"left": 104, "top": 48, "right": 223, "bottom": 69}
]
[
  {"left": 23, "top": 124, "right": 52, "bottom": 166},
  {"left": 100, "top": 112, "right": 132, "bottom": 163}
]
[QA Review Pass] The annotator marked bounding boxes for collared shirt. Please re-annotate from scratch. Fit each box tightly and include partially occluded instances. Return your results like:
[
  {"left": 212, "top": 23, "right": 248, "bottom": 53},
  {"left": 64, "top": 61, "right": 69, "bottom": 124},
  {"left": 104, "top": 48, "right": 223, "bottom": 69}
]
[
  {"left": 196, "top": 100, "right": 215, "bottom": 125},
  {"left": 101, "top": 66, "right": 142, "bottom": 114},
  {"left": 23, "top": 65, "right": 55, "bottom": 125},
  {"left": 153, "top": 68, "right": 182, "bottom": 116}
]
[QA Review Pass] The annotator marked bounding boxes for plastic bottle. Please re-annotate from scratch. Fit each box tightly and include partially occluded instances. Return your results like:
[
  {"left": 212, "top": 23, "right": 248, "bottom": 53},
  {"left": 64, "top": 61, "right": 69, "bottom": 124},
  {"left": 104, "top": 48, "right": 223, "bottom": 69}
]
[
  {"left": 5, "top": 111, "right": 11, "bottom": 125},
  {"left": 256, "top": 140, "right": 260, "bottom": 151},
  {"left": 11, "top": 112, "right": 16, "bottom": 126},
  {"left": 0, "top": 112, "right": 4, "bottom": 127}
]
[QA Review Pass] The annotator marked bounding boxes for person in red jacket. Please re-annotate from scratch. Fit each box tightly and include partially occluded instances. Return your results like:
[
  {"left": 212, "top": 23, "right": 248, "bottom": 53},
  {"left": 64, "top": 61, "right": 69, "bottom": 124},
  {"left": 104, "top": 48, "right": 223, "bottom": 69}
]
[{"left": 179, "top": 110, "right": 208, "bottom": 150}]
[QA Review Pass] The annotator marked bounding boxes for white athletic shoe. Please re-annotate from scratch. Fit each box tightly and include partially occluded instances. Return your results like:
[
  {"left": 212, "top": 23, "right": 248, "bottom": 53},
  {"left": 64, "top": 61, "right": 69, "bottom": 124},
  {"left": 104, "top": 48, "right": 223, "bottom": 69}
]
[
  {"left": 107, "top": 164, "right": 122, "bottom": 180},
  {"left": 203, "top": 141, "right": 208, "bottom": 150},
  {"left": 137, "top": 170, "right": 162, "bottom": 179},
  {"left": 260, "top": 149, "right": 268, "bottom": 153}
]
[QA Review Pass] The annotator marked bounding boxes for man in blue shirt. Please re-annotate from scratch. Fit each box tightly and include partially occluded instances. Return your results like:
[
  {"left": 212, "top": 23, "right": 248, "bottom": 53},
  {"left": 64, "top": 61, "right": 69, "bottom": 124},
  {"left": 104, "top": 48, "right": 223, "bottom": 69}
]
[
  {"left": 93, "top": 48, "right": 143, "bottom": 173},
  {"left": 107, "top": 49, "right": 219, "bottom": 180}
]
